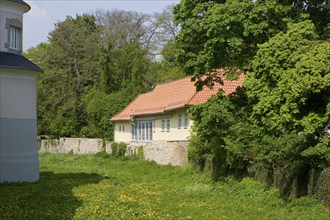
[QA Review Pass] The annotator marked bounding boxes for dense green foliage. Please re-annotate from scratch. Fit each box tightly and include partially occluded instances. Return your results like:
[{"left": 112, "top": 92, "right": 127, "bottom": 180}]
[
  {"left": 1, "top": 153, "right": 329, "bottom": 219},
  {"left": 174, "top": 0, "right": 329, "bottom": 84},
  {"left": 110, "top": 142, "right": 128, "bottom": 157},
  {"left": 315, "top": 167, "right": 330, "bottom": 207},
  {"left": 175, "top": 0, "right": 330, "bottom": 201},
  {"left": 25, "top": 9, "right": 183, "bottom": 139}
]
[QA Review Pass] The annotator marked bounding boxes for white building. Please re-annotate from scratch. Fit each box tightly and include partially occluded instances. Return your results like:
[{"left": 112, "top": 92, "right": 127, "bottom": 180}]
[{"left": 0, "top": 0, "right": 43, "bottom": 182}]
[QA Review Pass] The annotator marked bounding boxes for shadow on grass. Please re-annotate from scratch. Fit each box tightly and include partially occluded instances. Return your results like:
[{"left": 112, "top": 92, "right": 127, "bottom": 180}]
[{"left": 0, "top": 171, "right": 104, "bottom": 219}]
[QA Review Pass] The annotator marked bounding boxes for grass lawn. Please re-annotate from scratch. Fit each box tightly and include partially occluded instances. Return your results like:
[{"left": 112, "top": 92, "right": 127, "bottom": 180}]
[{"left": 1, "top": 153, "right": 329, "bottom": 219}]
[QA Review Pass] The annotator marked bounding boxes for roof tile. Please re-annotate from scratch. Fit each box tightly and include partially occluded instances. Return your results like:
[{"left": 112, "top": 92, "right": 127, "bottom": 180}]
[{"left": 111, "top": 71, "right": 244, "bottom": 121}]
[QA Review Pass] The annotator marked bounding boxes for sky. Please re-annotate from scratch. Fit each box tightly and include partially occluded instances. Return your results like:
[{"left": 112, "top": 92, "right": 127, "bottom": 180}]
[{"left": 23, "top": 0, "right": 180, "bottom": 51}]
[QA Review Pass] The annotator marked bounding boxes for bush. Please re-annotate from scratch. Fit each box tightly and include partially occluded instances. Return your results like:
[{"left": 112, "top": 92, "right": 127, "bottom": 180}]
[
  {"left": 315, "top": 167, "right": 330, "bottom": 208},
  {"left": 188, "top": 134, "right": 210, "bottom": 171},
  {"left": 138, "top": 145, "right": 144, "bottom": 160},
  {"left": 118, "top": 142, "right": 127, "bottom": 157},
  {"left": 111, "top": 142, "right": 127, "bottom": 157}
]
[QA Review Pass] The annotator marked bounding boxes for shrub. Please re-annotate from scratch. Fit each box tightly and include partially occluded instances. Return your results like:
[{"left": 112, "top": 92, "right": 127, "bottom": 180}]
[
  {"left": 111, "top": 142, "right": 118, "bottom": 156},
  {"left": 111, "top": 142, "right": 127, "bottom": 157},
  {"left": 101, "top": 139, "right": 107, "bottom": 152},
  {"left": 315, "top": 167, "right": 330, "bottom": 208},
  {"left": 118, "top": 142, "right": 127, "bottom": 157},
  {"left": 138, "top": 145, "right": 144, "bottom": 160},
  {"left": 188, "top": 134, "right": 210, "bottom": 171}
]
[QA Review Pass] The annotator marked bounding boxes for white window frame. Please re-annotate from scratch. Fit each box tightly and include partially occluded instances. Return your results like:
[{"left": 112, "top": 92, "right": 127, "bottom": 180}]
[
  {"left": 9, "top": 26, "right": 21, "bottom": 50},
  {"left": 161, "top": 119, "right": 165, "bottom": 132},
  {"left": 166, "top": 118, "right": 170, "bottom": 132},
  {"left": 132, "top": 121, "right": 153, "bottom": 141},
  {"left": 178, "top": 113, "right": 182, "bottom": 129},
  {"left": 131, "top": 124, "right": 136, "bottom": 140},
  {"left": 149, "top": 121, "right": 153, "bottom": 140},
  {"left": 184, "top": 112, "right": 189, "bottom": 129},
  {"left": 142, "top": 122, "right": 145, "bottom": 141},
  {"left": 138, "top": 123, "right": 142, "bottom": 140}
]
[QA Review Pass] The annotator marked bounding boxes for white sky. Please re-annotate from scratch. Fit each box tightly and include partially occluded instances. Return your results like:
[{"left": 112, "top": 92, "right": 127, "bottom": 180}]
[{"left": 23, "top": 0, "right": 180, "bottom": 51}]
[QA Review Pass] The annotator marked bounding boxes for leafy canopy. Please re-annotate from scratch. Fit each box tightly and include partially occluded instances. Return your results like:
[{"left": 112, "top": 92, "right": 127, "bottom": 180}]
[{"left": 174, "top": 0, "right": 329, "bottom": 83}]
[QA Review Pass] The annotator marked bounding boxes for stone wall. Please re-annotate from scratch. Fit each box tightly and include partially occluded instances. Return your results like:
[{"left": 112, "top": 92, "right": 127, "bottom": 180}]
[
  {"left": 39, "top": 138, "right": 189, "bottom": 167},
  {"left": 127, "top": 140, "right": 189, "bottom": 166},
  {"left": 38, "top": 138, "right": 112, "bottom": 154}
]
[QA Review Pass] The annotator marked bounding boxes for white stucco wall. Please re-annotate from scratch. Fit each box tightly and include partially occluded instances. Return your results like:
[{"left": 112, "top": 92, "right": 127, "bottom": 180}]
[
  {"left": 153, "top": 109, "right": 193, "bottom": 141},
  {"left": 0, "top": 68, "right": 40, "bottom": 182},
  {"left": 113, "top": 121, "right": 131, "bottom": 143},
  {"left": 0, "top": 70, "right": 37, "bottom": 119}
]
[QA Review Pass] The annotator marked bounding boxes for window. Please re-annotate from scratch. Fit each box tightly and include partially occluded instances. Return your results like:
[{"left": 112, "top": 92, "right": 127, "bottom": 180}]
[
  {"left": 142, "top": 122, "right": 145, "bottom": 141},
  {"left": 149, "top": 121, "right": 153, "bottom": 140},
  {"left": 138, "top": 123, "right": 142, "bottom": 140},
  {"left": 161, "top": 119, "right": 165, "bottom": 132},
  {"left": 132, "top": 121, "right": 153, "bottom": 141},
  {"left": 9, "top": 26, "right": 21, "bottom": 50},
  {"left": 119, "top": 125, "right": 125, "bottom": 133},
  {"left": 131, "top": 124, "right": 136, "bottom": 140},
  {"left": 166, "top": 118, "right": 170, "bottom": 132},
  {"left": 178, "top": 113, "right": 182, "bottom": 129},
  {"left": 146, "top": 122, "right": 149, "bottom": 140},
  {"left": 132, "top": 124, "right": 138, "bottom": 140},
  {"left": 184, "top": 112, "right": 189, "bottom": 129}
]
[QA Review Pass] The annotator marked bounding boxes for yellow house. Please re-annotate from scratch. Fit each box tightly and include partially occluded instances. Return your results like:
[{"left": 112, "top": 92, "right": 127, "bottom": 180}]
[{"left": 110, "top": 73, "right": 244, "bottom": 144}]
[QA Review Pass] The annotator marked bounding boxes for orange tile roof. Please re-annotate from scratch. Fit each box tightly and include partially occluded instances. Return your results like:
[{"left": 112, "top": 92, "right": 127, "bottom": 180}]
[
  {"left": 189, "top": 74, "right": 244, "bottom": 105},
  {"left": 110, "top": 72, "right": 244, "bottom": 121}
]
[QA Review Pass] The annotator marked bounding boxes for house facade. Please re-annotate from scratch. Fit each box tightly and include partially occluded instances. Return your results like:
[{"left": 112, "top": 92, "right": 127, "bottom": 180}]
[
  {"left": 0, "top": 0, "right": 43, "bottom": 182},
  {"left": 113, "top": 108, "right": 193, "bottom": 143},
  {"left": 110, "top": 73, "right": 243, "bottom": 166}
]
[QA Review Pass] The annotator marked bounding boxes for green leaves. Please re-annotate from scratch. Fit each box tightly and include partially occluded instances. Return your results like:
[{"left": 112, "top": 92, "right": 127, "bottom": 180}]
[
  {"left": 174, "top": 0, "right": 291, "bottom": 79},
  {"left": 246, "top": 21, "right": 329, "bottom": 136},
  {"left": 85, "top": 90, "right": 133, "bottom": 139},
  {"left": 187, "top": 18, "right": 329, "bottom": 194},
  {"left": 25, "top": 10, "right": 184, "bottom": 139}
]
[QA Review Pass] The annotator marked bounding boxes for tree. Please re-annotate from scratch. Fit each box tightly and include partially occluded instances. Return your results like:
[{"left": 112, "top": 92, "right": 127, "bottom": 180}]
[
  {"left": 173, "top": 0, "right": 329, "bottom": 85},
  {"left": 95, "top": 6, "right": 180, "bottom": 60},
  {"left": 174, "top": 0, "right": 289, "bottom": 78},
  {"left": 26, "top": 14, "right": 101, "bottom": 137},
  {"left": 145, "top": 5, "right": 180, "bottom": 58},
  {"left": 245, "top": 20, "right": 330, "bottom": 167},
  {"left": 24, "top": 43, "right": 52, "bottom": 135},
  {"left": 98, "top": 41, "right": 151, "bottom": 95},
  {"left": 95, "top": 9, "right": 150, "bottom": 48},
  {"left": 189, "top": 20, "right": 330, "bottom": 196},
  {"left": 279, "top": 0, "right": 330, "bottom": 38},
  {"left": 26, "top": 8, "right": 183, "bottom": 139},
  {"left": 84, "top": 90, "right": 131, "bottom": 139}
]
